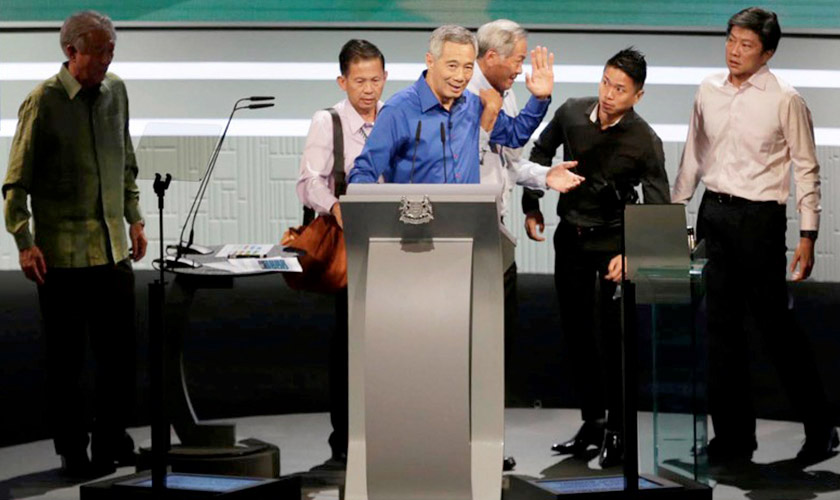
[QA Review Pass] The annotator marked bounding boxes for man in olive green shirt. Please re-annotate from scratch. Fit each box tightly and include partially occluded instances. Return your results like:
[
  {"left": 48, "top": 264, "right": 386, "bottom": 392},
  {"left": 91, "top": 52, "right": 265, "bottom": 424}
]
[{"left": 2, "top": 10, "right": 146, "bottom": 477}]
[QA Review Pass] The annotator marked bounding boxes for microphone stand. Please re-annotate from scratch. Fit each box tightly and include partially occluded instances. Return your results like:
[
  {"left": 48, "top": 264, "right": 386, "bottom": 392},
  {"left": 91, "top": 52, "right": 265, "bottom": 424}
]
[{"left": 166, "top": 96, "right": 275, "bottom": 268}]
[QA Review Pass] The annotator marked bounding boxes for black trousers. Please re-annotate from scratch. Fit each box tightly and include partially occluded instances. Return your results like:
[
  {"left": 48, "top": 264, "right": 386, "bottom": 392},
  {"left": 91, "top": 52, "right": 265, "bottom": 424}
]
[
  {"left": 554, "top": 223, "right": 623, "bottom": 430},
  {"left": 37, "top": 260, "right": 136, "bottom": 456},
  {"left": 699, "top": 193, "right": 831, "bottom": 445},
  {"left": 328, "top": 288, "right": 349, "bottom": 457}
]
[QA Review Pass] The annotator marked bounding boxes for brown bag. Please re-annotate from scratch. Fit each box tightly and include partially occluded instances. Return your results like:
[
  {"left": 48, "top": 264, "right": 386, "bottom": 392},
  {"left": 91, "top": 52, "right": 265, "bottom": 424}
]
[
  {"left": 282, "top": 215, "right": 346, "bottom": 293},
  {"left": 281, "top": 108, "right": 347, "bottom": 293}
]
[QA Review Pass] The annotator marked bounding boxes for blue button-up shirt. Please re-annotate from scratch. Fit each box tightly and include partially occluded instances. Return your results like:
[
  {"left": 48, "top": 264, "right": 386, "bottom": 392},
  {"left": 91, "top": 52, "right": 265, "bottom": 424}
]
[{"left": 349, "top": 71, "right": 549, "bottom": 184}]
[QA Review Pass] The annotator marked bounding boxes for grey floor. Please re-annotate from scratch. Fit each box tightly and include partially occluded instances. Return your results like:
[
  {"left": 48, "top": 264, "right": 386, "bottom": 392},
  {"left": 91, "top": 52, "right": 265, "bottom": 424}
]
[{"left": 1, "top": 409, "right": 839, "bottom": 500}]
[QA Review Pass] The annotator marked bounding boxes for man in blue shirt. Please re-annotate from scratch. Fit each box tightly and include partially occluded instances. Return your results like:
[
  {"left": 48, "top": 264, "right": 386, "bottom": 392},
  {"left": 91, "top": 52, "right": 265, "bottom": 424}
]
[{"left": 348, "top": 24, "right": 554, "bottom": 184}]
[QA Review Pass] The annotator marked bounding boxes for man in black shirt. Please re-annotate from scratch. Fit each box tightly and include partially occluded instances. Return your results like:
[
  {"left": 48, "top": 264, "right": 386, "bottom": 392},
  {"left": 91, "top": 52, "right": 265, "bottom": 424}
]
[{"left": 527, "top": 48, "right": 669, "bottom": 467}]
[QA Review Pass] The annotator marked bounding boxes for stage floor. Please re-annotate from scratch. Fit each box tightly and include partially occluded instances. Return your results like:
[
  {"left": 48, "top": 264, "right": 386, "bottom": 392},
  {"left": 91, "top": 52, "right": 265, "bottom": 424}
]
[{"left": 1, "top": 409, "right": 838, "bottom": 500}]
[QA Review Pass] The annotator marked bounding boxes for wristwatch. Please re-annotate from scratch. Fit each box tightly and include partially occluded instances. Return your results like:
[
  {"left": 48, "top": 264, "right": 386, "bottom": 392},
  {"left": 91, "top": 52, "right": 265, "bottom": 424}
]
[{"left": 800, "top": 230, "right": 818, "bottom": 241}]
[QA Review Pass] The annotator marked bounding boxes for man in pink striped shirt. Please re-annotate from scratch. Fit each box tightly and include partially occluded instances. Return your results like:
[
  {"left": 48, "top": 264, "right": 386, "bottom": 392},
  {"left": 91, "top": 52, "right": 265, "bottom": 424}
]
[
  {"left": 296, "top": 39, "right": 387, "bottom": 466},
  {"left": 673, "top": 7, "right": 836, "bottom": 465}
]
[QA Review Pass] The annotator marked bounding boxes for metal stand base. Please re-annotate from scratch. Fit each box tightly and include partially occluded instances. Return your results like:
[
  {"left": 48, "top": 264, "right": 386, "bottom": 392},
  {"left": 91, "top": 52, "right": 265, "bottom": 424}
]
[
  {"left": 80, "top": 470, "right": 299, "bottom": 500},
  {"left": 136, "top": 438, "right": 280, "bottom": 478},
  {"left": 505, "top": 474, "right": 711, "bottom": 500}
]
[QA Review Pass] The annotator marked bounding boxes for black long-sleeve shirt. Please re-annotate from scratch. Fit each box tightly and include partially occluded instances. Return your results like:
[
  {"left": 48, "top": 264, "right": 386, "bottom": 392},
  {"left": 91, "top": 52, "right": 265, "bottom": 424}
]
[{"left": 526, "top": 97, "right": 669, "bottom": 228}]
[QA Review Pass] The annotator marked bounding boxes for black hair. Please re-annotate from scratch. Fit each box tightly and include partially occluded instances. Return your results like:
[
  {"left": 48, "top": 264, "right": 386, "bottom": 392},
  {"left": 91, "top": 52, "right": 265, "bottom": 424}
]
[
  {"left": 727, "top": 7, "right": 781, "bottom": 53},
  {"left": 338, "top": 39, "right": 385, "bottom": 76},
  {"left": 605, "top": 47, "right": 647, "bottom": 90}
]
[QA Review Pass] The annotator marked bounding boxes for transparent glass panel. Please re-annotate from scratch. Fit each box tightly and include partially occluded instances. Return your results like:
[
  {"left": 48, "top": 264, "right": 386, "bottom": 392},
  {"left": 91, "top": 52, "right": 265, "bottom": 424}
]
[
  {"left": 625, "top": 204, "right": 708, "bottom": 485},
  {"left": 136, "top": 122, "right": 221, "bottom": 181}
]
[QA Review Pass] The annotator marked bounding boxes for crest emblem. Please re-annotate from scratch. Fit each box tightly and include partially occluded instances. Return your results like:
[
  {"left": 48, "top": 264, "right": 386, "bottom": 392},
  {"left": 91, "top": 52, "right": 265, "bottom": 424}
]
[{"left": 399, "top": 195, "right": 434, "bottom": 225}]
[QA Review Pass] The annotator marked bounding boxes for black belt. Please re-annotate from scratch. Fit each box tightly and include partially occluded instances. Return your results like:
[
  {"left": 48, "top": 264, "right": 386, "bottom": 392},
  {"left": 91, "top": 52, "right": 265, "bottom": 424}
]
[
  {"left": 704, "top": 190, "right": 777, "bottom": 206},
  {"left": 559, "top": 220, "right": 620, "bottom": 237}
]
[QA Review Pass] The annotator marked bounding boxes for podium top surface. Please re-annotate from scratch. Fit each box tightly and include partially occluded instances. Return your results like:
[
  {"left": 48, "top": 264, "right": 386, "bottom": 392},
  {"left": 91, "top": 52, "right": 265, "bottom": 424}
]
[{"left": 344, "top": 183, "right": 502, "bottom": 201}]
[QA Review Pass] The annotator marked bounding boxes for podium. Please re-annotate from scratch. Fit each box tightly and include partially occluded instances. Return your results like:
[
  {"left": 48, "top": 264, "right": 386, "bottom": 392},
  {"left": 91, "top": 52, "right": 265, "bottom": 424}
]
[{"left": 340, "top": 184, "right": 514, "bottom": 500}]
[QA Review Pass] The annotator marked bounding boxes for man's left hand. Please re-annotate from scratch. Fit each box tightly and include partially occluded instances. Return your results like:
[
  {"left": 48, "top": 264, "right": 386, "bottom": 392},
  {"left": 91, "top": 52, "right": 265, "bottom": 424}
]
[
  {"left": 546, "top": 161, "right": 583, "bottom": 193},
  {"left": 604, "top": 254, "right": 627, "bottom": 283},
  {"left": 525, "top": 46, "right": 555, "bottom": 99},
  {"left": 790, "top": 237, "right": 815, "bottom": 281},
  {"left": 129, "top": 221, "right": 147, "bottom": 261}
]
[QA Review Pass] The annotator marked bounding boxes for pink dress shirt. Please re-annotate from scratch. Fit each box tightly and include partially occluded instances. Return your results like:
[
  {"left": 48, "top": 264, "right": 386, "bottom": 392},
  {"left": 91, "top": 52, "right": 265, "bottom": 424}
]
[
  {"left": 297, "top": 99, "right": 382, "bottom": 215},
  {"left": 672, "top": 65, "right": 821, "bottom": 230}
]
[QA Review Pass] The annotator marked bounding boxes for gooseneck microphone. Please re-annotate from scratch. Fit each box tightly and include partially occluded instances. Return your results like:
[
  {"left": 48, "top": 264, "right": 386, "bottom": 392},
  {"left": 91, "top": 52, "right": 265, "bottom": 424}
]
[
  {"left": 409, "top": 120, "right": 422, "bottom": 183},
  {"left": 440, "top": 122, "right": 448, "bottom": 184},
  {"left": 173, "top": 96, "right": 275, "bottom": 263}
]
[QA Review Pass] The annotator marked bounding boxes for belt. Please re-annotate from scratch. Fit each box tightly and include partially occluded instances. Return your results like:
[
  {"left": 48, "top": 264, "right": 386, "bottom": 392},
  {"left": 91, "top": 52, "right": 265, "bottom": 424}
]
[
  {"left": 704, "top": 190, "right": 777, "bottom": 206},
  {"left": 559, "top": 220, "right": 620, "bottom": 237}
]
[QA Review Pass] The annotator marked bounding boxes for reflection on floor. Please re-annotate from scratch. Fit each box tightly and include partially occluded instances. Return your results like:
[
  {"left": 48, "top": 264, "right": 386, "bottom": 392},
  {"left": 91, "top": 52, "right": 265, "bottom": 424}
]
[{"left": 0, "top": 409, "right": 838, "bottom": 500}]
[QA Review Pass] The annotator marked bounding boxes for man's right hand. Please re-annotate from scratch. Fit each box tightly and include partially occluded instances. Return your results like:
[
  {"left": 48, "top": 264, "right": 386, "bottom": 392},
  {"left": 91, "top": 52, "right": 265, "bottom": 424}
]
[
  {"left": 479, "top": 88, "right": 503, "bottom": 132},
  {"left": 331, "top": 202, "right": 344, "bottom": 230},
  {"left": 525, "top": 210, "right": 546, "bottom": 242},
  {"left": 20, "top": 245, "right": 47, "bottom": 285},
  {"left": 546, "top": 161, "right": 583, "bottom": 193}
]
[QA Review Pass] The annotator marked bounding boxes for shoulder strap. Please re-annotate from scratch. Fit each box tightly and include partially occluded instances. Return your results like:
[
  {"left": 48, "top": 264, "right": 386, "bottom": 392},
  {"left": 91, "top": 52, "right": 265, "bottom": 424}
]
[
  {"left": 302, "top": 108, "right": 345, "bottom": 225},
  {"left": 327, "top": 108, "right": 346, "bottom": 197}
]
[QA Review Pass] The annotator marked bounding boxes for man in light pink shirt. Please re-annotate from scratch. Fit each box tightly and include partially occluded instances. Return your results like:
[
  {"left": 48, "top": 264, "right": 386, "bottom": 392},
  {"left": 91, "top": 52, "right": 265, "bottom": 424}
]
[
  {"left": 295, "top": 39, "right": 387, "bottom": 466},
  {"left": 672, "top": 7, "right": 836, "bottom": 464}
]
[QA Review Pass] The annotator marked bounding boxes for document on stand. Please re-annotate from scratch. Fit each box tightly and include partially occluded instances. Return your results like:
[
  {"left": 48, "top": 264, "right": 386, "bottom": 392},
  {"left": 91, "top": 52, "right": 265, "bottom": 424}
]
[
  {"left": 205, "top": 256, "right": 303, "bottom": 274},
  {"left": 215, "top": 243, "right": 275, "bottom": 259}
]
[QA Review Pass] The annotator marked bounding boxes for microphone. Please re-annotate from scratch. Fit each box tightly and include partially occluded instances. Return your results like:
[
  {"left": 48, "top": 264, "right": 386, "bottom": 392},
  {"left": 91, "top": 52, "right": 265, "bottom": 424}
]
[
  {"left": 247, "top": 103, "right": 275, "bottom": 110},
  {"left": 172, "top": 97, "right": 274, "bottom": 263},
  {"left": 409, "top": 120, "right": 422, "bottom": 183},
  {"left": 440, "top": 122, "right": 448, "bottom": 183},
  {"left": 248, "top": 96, "right": 274, "bottom": 101}
]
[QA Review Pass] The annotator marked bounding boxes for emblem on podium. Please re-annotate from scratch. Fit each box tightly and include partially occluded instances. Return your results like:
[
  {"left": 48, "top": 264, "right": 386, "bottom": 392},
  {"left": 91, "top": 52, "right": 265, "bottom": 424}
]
[{"left": 399, "top": 195, "right": 434, "bottom": 225}]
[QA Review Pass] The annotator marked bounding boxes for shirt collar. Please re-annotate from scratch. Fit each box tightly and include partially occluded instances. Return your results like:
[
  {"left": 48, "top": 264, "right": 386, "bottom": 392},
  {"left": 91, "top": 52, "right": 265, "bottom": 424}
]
[
  {"left": 58, "top": 62, "right": 110, "bottom": 100},
  {"left": 587, "top": 101, "right": 626, "bottom": 128},
  {"left": 58, "top": 63, "right": 83, "bottom": 100},
  {"left": 341, "top": 98, "right": 382, "bottom": 135},
  {"left": 724, "top": 64, "right": 770, "bottom": 91},
  {"left": 416, "top": 70, "right": 466, "bottom": 112},
  {"left": 472, "top": 64, "right": 510, "bottom": 98}
]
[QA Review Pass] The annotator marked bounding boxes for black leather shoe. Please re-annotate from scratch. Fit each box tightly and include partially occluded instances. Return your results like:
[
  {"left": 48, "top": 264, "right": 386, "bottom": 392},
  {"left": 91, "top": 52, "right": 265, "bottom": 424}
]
[
  {"left": 503, "top": 456, "right": 516, "bottom": 471},
  {"left": 92, "top": 431, "right": 135, "bottom": 469},
  {"left": 551, "top": 420, "right": 605, "bottom": 455},
  {"left": 705, "top": 436, "right": 756, "bottom": 465},
  {"left": 796, "top": 427, "right": 839, "bottom": 463},
  {"left": 598, "top": 430, "right": 623, "bottom": 468},
  {"left": 60, "top": 451, "right": 94, "bottom": 478}
]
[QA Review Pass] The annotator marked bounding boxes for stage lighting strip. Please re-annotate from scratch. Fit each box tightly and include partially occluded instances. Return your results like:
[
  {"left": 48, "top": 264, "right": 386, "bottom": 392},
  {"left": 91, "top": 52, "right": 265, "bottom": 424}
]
[{"left": 1, "top": 62, "right": 839, "bottom": 145}]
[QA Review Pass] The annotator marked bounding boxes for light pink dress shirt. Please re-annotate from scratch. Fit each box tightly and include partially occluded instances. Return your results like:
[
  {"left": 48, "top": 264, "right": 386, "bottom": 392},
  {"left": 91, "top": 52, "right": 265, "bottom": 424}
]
[
  {"left": 672, "top": 65, "right": 821, "bottom": 230},
  {"left": 297, "top": 99, "right": 382, "bottom": 215}
]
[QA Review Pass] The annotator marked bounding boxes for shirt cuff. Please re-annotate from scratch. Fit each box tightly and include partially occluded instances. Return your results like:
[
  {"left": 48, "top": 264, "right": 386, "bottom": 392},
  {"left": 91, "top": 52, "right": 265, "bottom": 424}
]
[
  {"left": 13, "top": 229, "right": 34, "bottom": 251},
  {"left": 800, "top": 211, "right": 819, "bottom": 232},
  {"left": 125, "top": 204, "right": 144, "bottom": 225}
]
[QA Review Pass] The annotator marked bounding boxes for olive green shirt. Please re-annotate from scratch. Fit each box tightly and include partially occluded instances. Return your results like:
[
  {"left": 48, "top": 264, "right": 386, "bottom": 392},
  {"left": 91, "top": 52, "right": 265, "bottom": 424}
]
[{"left": 3, "top": 64, "right": 143, "bottom": 268}]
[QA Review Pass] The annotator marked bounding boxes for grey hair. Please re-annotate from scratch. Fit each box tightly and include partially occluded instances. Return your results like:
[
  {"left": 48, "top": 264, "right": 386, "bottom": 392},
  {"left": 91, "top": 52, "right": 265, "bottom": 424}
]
[
  {"left": 60, "top": 10, "right": 116, "bottom": 57},
  {"left": 477, "top": 19, "right": 527, "bottom": 58},
  {"left": 428, "top": 25, "right": 477, "bottom": 59}
]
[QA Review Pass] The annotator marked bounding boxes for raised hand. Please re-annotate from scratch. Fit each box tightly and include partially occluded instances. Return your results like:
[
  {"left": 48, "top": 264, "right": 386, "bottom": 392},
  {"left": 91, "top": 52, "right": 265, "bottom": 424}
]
[{"left": 525, "top": 46, "right": 555, "bottom": 99}]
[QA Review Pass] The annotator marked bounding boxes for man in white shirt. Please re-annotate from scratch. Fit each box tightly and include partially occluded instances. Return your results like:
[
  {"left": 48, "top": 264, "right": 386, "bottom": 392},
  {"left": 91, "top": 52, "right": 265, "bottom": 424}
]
[
  {"left": 466, "top": 19, "right": 583, "bottom": 471},
  {"left": 672, "top": 7, "right": 836, "bottom": 464},
  {"left": 296, "top": 39, "right": 387, "bottom": 465}
]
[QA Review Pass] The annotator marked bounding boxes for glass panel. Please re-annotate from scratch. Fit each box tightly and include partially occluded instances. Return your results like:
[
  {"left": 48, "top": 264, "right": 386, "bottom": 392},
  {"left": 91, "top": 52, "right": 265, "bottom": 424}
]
[
  {"left": 135, "top": 122, "right": 221, "bottom": 181},
  {"left": 625, "top": 204, "right": 709, "bottom": 486}
]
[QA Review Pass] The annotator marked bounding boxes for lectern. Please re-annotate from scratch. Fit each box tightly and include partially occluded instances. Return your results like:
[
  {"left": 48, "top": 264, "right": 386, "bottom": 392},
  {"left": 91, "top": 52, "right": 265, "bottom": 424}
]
[{"left": 340, "top": 184, "right": 514, "bottom": 500}]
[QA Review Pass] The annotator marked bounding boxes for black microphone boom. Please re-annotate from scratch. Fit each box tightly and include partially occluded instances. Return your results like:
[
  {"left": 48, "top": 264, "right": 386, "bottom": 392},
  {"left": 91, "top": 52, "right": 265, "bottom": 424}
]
[
  {"left": 172, "top": 96, "right": 275, "bottom": 260},
  {"left": 409, "top": 120, "right": 422, "bottom": 183},
  {"left": 248, "top": 96, "right": 274, "bottom": 101},
  {"left": 440, "top": 121, "right": 448, "bottom": 184}
]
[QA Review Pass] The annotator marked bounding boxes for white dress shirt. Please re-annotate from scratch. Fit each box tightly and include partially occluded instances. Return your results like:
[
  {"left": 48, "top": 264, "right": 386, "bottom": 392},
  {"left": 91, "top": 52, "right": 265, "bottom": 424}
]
[
  {"left": 467, "top": 66, "right": 549, "bottom": 219},
  {"left": 672, "top": 65, "right": 821, "bottom": 230},
  {"left": 297, "top": 99, "right": 382, "bottom": 215}
]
